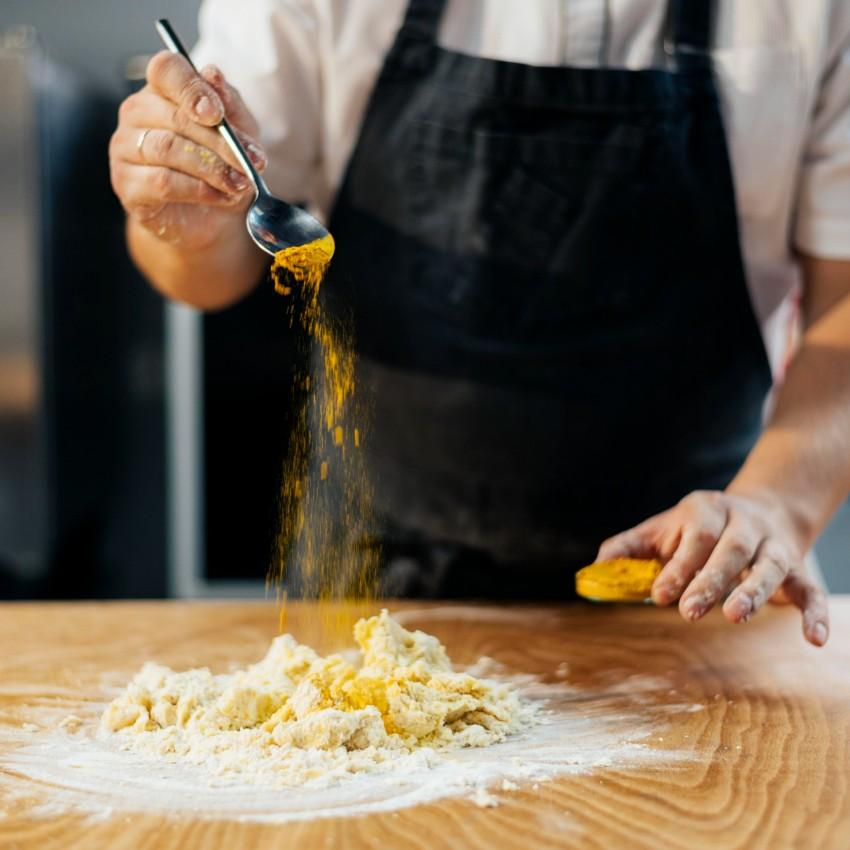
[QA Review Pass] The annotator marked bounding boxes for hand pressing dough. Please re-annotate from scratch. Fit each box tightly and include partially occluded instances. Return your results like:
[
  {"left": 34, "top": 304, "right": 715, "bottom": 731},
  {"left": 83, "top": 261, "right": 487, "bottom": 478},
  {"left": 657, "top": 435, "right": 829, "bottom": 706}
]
[{"left": 101, "top": 611, "right": 533, "bottom": 786}]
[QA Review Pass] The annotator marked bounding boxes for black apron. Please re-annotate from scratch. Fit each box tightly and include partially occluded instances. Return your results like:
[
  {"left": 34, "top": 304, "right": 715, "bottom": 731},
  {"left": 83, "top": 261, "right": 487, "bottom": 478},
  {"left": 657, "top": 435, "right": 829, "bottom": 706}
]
[{"left": 324, "top": 0, "right": 772, "bottom": 599}]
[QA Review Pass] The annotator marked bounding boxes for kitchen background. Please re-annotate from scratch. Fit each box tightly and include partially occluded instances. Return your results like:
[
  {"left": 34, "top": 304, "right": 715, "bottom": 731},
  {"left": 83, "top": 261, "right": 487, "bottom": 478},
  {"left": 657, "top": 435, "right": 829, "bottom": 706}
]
[{"left": 1, "top": 1, "right": 848, "bottom": 600}]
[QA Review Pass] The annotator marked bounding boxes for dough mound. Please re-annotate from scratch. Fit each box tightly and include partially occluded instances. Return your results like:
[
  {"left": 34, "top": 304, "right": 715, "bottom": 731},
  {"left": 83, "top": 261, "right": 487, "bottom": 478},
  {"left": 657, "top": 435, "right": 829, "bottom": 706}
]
[{"left": 101, "top": 611, "right": 530, "bottom": 784}]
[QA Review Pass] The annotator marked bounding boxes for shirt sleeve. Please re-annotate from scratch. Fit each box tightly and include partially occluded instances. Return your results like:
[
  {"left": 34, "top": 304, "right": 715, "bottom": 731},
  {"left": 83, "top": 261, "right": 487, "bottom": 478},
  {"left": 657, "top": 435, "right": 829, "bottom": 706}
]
[
  {"left": 192, "top": 0, "right": 322, "bottom": 207},
  {"left": 794, "top": 11, "right": 850, "bottom": 260}
]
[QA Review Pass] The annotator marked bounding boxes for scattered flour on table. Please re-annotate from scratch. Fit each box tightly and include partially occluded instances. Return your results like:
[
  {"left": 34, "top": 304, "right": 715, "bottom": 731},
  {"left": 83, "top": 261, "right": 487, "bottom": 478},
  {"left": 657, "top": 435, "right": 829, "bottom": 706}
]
[{"left": 0, "top": 608, "right": 699, "bottom": 824}]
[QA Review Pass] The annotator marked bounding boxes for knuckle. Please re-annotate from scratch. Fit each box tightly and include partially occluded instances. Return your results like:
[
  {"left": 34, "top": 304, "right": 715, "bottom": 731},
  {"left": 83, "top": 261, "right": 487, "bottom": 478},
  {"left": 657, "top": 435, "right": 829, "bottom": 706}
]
[
  {"left": 600, "top": 534, "right": 620, "bottom": 550},
  {"left": 150, "top": 129, "right": 176, "bottom": 161},
  {"left": 135, "top": 204, "right": 165, "bottom": 225},
  {"left": 682, "top": 522, "right": 717, "bottom": 548},
  {"left": 762, "top": 556, "right": 788, "bottom": 581},
  {"left": 725, "top": 536, "right": 752, "bottom": 560},
  {"left": 170, "top": 104, "right": 190, "bottom": 135},
  {"left": 151, "top": 167, "right": 173, "bottom": 197},
  {"left": 180, "top": 77, "right": 208, "bottom": 108},
  {"left": 694, "top": 526, "right": 719, "bottom": 548},
  {"left": 170, "top": 106, "right": 194, "bottom": 136},
  {"left": 108, "top": 128, "right": 122, "bottom": 158},
  {"left": 213, "top": 159, "right": 233, "bottom": 184},
  {"left": 146, "top": 50, "right": 175, "bottom": 85},
  {"left": 117, "top": 95, "right": 137, "bottom": 124}
]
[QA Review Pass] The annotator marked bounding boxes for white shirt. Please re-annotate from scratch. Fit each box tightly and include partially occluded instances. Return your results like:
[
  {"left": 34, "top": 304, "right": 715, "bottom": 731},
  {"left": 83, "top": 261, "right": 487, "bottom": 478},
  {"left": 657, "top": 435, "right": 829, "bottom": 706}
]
[{"left": 194, "top": 0, "right": 850, "bottom": 376}]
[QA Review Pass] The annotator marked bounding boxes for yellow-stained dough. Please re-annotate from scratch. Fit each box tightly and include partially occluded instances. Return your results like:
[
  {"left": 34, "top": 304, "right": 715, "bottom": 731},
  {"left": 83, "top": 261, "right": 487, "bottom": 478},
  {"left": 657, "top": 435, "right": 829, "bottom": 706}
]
[{"left": 101, "top": 611, "right": 530, "bottom": 782}]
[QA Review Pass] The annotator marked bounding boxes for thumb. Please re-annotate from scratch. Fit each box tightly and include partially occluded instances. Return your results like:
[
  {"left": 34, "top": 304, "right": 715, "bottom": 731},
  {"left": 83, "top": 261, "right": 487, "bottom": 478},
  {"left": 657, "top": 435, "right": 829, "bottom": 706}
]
[{"left": 596, "top": 517, "right": 660, "bottom": 562}]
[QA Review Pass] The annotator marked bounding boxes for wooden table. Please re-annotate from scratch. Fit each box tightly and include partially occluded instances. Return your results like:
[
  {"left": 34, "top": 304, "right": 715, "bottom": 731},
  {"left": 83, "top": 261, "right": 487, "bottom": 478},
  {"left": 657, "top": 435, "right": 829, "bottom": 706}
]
[{"left": 1, "top": 599, "right": 849, "bottom": 850}]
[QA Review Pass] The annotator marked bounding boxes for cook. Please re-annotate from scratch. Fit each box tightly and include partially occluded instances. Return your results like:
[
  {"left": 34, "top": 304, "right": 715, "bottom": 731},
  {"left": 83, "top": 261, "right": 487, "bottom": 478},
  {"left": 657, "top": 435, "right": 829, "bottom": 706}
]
[{"left": 109, "top": 0, "right": 850, "bottom": 644}]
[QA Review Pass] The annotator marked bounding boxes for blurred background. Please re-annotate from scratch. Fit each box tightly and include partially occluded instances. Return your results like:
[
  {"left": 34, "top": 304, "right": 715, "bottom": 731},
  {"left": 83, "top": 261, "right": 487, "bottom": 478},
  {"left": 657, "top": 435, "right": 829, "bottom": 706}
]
[{"left": 1, "top": 2, "right": 848, "bottom": 600}]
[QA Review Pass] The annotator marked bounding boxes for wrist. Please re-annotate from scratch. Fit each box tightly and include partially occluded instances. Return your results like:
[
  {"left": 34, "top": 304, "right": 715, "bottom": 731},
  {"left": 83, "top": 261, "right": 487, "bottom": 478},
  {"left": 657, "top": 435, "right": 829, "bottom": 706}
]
[{"left": 128, "top": 213, "right": 267, "bottom": 311}]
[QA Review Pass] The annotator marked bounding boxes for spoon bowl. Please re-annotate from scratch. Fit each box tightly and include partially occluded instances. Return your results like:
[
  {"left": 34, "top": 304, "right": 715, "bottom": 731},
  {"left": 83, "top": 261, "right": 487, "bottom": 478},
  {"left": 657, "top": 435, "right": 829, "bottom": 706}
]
[
  {"left": 246, "top": 191, "right": 330, "bottom": 257},
  {"left": 155, "top": 18, "right": 330, "bottom": 257}
]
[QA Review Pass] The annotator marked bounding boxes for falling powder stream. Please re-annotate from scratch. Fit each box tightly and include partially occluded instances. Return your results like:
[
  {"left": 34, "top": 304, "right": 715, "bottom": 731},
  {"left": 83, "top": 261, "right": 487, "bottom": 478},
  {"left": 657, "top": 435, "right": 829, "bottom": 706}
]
[{"left": 269, "top": 235, "right": 380, "bottom": 635}]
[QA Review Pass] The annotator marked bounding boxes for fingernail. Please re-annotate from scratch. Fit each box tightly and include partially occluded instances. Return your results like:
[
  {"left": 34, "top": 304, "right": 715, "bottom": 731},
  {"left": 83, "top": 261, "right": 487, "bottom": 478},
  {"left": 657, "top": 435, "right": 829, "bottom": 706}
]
[
  {"left": 227, "top": 168, "right": 250, "bottom": 191},
  {"left": 653, "top": 583, "right": 675, "bottom": 603},
  {"left": 682, "top": 597, "right": 704, "bottom": 621},
  {"left": 729, "top": 593, "right": 753, "bottom": 621},
  {"left": 812, "top": 622, "right": 828, "bottom": 645},
  {"left": 246, "top": 142, "right": 267, "bottom": 169},
  {"left": 194, "top": 95, "right": 219, "bottom": 121}
]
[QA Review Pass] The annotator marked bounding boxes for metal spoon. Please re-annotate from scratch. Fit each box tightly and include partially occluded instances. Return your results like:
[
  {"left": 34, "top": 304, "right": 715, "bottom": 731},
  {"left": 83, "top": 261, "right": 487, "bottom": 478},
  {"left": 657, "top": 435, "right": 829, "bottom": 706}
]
[{"left": 155, "top": 18, "right": 330, "bottom": 257}]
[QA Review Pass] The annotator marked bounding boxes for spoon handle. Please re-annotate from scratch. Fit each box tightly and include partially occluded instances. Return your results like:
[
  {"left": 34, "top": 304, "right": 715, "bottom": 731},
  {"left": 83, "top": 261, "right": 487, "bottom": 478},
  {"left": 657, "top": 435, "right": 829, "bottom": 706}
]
[{"left": 155, "top": 18, "right": 267, "bottom": 195}]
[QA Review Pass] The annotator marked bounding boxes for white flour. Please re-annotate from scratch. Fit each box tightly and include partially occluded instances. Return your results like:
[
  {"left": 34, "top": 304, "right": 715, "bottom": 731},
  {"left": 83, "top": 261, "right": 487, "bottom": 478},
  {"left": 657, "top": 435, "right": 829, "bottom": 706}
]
[
  {"left": 97, "top": 611, "right": 536, "bottom": 788},
  {"left": 0, "top": 608, "right": 701, "bottom": 824}
]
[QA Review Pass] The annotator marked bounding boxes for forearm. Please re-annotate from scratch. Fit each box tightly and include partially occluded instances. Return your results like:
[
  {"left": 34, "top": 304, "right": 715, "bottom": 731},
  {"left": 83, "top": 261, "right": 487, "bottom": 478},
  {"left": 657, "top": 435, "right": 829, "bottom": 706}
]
[
  {"left": 729, "top": 258, "right": 850, "bottom": 551},
  {"left": 128, "top": 217, "right": 268, "bottom": 311}
]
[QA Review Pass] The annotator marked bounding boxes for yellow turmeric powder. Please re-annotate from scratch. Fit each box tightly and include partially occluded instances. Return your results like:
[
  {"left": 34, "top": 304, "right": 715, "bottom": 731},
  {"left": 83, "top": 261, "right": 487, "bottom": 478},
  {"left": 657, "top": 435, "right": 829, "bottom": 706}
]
[
  {"left": 575, "top": 558, "right": 663, "bottom": 602},
  {"left": 269, "top": 235, "right": 380, "bottom": 638}
]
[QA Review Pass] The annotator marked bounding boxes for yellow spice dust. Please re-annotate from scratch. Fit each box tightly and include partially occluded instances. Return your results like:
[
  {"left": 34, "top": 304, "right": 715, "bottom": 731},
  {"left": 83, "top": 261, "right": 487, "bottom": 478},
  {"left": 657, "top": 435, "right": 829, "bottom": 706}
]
[
  {"left": 575, "top": 558, "right": 663, "bottom": 602},
  {"left": 269, "top": 235, "right": 380, "bottom": 638}
]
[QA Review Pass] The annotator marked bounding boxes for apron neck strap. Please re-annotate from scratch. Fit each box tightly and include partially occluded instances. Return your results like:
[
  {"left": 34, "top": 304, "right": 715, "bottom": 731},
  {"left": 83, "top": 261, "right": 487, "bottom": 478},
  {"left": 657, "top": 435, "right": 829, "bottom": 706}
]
[
  {"left": 396, "top": 0, "right": 715, "bottom": 66},
  {"left": 666, "top": 0, "right": 715, "bottom": 53},
  {"left": 398, "top": 0, "right": 447, "bottom": 45}
]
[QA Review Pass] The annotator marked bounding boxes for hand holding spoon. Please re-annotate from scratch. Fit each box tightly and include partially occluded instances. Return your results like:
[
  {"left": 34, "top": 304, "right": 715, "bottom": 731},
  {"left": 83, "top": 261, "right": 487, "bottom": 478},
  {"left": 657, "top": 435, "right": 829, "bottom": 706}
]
[{"left": 155, "top": 18, "right": 330, "bottom": 257}]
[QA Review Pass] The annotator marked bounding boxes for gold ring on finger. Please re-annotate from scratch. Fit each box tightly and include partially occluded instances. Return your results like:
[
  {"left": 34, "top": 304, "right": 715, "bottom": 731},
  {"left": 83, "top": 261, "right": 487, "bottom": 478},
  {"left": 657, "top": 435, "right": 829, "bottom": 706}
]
[{"left": 136, "top": 128, "right": 152, "bottom": 162}]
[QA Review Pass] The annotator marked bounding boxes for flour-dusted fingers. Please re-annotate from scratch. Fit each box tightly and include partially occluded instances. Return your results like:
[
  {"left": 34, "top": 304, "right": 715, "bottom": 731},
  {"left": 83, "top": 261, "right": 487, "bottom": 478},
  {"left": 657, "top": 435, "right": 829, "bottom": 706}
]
[
  {"left": 112, "top": 161, "right": 246, "bottom": 221},
  {"left": 678, "top": 522, "right": 761, "bottom": 621},
  {"left": 114, "top": 125, "right": 251, "bottom": 196},
  {"left": 646, "top": 492, "right": 727, "bottom": 605},
  {"left": 117, "top": 90, "right": 266, "bottom": 177},
  {"left": 146, "top": 50, "right": 225, "bottom": 127},
  {"left": 780, "top": 569, "right": 830, "bottom": 647},
  {"left": 722, "top": 541, "right": 790, "bottom": 623}
]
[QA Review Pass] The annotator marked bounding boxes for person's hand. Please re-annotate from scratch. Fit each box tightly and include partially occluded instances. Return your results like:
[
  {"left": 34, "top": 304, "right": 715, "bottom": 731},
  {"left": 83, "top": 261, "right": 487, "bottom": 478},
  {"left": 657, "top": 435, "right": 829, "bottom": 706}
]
[
  {"left": 109, "top": 52, "right": 267, "bottom": 251},
  {"left": 597, "top": 490, "right": 830, "bottom": 646}
]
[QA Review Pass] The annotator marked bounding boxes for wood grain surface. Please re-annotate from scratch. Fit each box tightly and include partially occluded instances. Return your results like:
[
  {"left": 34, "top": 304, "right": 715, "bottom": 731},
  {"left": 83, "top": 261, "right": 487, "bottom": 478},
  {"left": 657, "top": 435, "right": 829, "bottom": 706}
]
[{"left": 1, "top": 598, "right": 849, "bottom": 850}]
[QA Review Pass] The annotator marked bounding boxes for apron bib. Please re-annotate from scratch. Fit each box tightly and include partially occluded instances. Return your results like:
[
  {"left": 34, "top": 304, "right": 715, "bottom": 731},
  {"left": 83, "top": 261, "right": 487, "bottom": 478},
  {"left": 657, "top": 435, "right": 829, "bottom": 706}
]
[{"left": 324, "top": 0, "right": 772, "bottom": 598}]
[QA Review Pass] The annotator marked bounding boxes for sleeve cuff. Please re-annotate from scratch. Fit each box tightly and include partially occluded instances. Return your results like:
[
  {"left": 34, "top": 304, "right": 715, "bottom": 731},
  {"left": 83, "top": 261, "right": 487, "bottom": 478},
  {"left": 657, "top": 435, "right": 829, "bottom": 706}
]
[{"left": 794, "top": 212, "right": 850, "bottom": 260}]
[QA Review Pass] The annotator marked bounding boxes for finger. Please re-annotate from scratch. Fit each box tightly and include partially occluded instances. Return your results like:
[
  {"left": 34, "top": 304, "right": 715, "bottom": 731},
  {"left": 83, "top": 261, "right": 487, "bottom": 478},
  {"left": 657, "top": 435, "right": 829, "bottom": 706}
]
[
  {"left": 115, "top": 161, "right": 244, "bottom": 213},
  {"left": 769, "top": 585, "right": 793, "bottom": 605},
  {"left": 652, "top": 518, "right": 725, "bottom": 606},
  {"left": 201, "top": 65, "right": 267, "bottom": 172},
  {"left": 120, "top": 127, "right": 251, "bottom": 196},
  {"left": 201, "top": 65, "right": 259, "bottom": 136},
  {"left": 146, "top": 50, "right": 224, "bottom": 126},
  {"left": 679, "top": 523, "right": 760, "bottom": 621},
  {"left": 722, "top": 542, "right": 789, "bottom": 623},
  {"left": 119, "top": 90, "right": 266, "bottom": 175},
  {"left": 781, "top": 570, "right": 830, "bottom": 647},
  {"left": 596, "top": 514, "right": 665, "bottom": 562}
]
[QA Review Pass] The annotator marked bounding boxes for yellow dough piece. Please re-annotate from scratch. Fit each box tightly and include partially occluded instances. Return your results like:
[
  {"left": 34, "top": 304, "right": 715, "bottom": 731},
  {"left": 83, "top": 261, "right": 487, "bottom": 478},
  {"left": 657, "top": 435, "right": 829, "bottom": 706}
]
[{"left": 575, "top": 558, "right": 663, "bottom": 602}]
